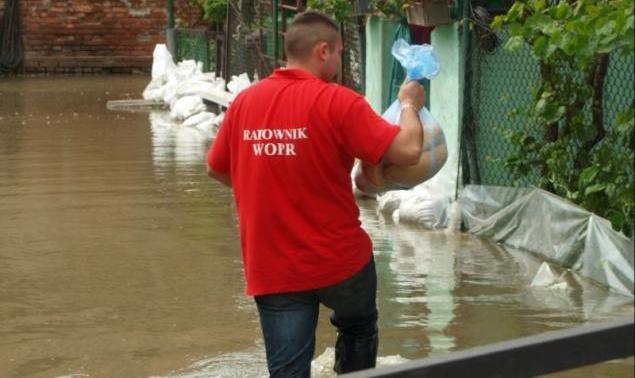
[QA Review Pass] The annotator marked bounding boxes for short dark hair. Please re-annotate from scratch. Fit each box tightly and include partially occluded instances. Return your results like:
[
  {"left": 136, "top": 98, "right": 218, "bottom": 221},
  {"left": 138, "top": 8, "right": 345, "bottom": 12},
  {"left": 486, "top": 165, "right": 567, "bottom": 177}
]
[{"left": 284, "top": 10, "right": 339, "bottom": 61}]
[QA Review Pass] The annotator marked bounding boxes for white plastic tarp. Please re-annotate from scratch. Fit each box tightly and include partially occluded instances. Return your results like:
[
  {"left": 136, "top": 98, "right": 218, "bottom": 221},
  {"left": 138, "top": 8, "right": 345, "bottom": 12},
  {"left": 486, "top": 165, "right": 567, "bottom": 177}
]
[{"left": 458, "top": 185, "right": 634, "bottom": 296}]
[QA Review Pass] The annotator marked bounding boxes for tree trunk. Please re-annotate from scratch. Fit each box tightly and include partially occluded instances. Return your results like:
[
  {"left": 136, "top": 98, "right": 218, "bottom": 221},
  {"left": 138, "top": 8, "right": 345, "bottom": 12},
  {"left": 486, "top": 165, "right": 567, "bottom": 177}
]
[
  {"left": 572, "top": 54, "right": 610, "bottom": 171},
  {"left": 539, "top": 62, "right": 557, "bottom": 192}
]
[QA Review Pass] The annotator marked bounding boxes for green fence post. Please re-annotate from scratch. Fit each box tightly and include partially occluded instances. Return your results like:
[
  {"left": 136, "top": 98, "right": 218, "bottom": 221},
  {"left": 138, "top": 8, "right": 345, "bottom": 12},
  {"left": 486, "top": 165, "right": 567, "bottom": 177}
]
[{"left": 166, "top": 0, "right": 176, "bottom": 61}]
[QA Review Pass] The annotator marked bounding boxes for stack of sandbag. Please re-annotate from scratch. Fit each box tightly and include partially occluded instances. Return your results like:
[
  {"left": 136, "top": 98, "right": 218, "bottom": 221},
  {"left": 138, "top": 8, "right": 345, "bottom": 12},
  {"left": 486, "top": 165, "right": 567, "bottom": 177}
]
[{"left": 142, "top": 44, "right": 251, "bottom": 137}]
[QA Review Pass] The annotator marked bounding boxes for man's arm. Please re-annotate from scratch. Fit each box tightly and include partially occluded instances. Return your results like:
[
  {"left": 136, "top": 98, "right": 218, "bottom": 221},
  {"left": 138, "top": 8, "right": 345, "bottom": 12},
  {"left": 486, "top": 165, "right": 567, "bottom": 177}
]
[
  {"left": 207, "top": 165, "right": 232, "bottom": 187},
  {"left": 382, "top": 81, "right": 425, "bottom": 166}
]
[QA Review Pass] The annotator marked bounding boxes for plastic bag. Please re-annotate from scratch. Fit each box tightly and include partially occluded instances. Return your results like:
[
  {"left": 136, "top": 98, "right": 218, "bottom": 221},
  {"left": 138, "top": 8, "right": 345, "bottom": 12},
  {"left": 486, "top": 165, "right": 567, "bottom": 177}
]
[
  {"left": 227, "top": 73, "right": 252, "bottom": 95},
  {"left": 353, "top": 39, "right": 446, "bottom": 196},
  {"left": 391, "top": 38, "right": 440, "bottom": 81},
  {"left": 397, "top": 192, "right": 449, "bottom": 229},
  {"left": 355, "top": 99, "right": 447, "bottom": 193},
  {"left": 383, "top": 101, "right": 444, "bottom": 145},
  {"left": 151, "top": 44, "right": 176, "bottom": 82},
  {"left": 142, "top": 78, "right": 165, "bottom": 101},
  {"left": 170, "top": 95, "right": 206, "bottom": 121}
]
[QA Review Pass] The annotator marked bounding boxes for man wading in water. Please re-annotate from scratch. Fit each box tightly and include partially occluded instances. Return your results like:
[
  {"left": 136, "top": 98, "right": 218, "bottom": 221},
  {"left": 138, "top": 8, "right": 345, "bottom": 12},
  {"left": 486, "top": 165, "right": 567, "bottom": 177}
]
[{"left": 207, "top": 10, "right": 425, "bottom": 377}]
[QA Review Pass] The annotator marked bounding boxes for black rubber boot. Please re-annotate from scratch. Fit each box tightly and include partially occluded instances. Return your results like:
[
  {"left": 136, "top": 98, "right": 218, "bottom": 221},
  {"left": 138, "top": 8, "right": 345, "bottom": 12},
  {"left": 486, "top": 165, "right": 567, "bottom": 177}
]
[{"left": 333, "top": 327, "right": 378, "bottom": 374}]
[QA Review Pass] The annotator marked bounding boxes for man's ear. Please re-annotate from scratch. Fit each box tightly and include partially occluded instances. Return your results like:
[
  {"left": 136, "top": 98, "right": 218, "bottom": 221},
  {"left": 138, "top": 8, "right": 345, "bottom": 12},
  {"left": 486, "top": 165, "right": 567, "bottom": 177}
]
[{"left": 315, "top": 41, "right": 329, "bottom": 62}]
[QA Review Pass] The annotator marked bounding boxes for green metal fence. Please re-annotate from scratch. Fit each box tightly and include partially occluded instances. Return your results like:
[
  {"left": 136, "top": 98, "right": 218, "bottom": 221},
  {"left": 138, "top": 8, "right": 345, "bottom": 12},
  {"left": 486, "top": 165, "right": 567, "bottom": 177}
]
[
  {"left": 464, "top": 30, "right": 635, "bottom": 187},
  {"left": 174, "top": 28, "right": 219, "bottom": 73},
  {"left": 226, "top": 0, "right": 263, "bottom": 81}
]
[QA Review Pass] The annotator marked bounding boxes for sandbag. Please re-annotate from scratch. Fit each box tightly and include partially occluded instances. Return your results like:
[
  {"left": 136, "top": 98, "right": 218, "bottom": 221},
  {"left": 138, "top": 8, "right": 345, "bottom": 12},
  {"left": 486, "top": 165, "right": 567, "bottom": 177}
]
[
  {"left": 151, "top": 44, "right": 176, "bottom": 82},
  {"left": 182, "top": 111, "right": 215, "bottom": 130},
  {"left": 170, "top": 95, "right": 206, "bottom": 121},
  {"left": 396, "top": 191, "right": 449, "bottom": 229},
  {"left": 227, "top": 73, "right": 252, "bottom": 94}
]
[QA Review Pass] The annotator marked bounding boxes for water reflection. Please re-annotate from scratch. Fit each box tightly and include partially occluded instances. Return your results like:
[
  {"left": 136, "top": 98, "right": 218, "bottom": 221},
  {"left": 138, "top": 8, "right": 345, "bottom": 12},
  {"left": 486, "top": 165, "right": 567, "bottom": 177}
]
[
  {"left": 360, "top": 203, "right": 633, "bottom": 364},
  {"left": 387, "top": 225, "right": 457, "bottom": 354},
  {"left": 149, "top": 111, "right": 213, "bottom": 168}
]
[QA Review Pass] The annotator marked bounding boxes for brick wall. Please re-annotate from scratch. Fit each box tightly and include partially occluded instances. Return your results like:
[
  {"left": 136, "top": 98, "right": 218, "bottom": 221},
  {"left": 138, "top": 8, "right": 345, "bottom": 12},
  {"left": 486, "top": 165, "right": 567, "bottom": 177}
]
[{"left": 2, "top": 0, "right": 202, "bottom": 73}]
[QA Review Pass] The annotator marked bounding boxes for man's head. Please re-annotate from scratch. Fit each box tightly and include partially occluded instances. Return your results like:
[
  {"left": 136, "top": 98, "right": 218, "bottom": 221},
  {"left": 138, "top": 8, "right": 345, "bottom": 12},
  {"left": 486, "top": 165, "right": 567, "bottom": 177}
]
[{"left": 284, "top": 10, "right": 342, "bottom": 82}]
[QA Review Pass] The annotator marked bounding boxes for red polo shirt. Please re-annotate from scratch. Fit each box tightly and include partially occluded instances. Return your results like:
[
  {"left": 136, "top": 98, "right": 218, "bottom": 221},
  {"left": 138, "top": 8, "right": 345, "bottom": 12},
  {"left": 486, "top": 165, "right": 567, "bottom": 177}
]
[{"left": 207, "top": 68, "right": 398, "bottom": 296}]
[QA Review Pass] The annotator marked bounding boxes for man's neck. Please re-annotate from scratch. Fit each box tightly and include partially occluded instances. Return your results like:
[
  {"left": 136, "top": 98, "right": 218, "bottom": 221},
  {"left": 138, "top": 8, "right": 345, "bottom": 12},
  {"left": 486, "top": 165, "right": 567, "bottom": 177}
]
[{"left": 285, "top": 60, "right": 323, "bottom": 81}]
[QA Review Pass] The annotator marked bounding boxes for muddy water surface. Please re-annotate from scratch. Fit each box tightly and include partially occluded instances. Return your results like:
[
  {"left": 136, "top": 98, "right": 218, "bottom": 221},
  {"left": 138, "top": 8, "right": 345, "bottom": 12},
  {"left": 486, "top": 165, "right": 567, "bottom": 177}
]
[{"left": 0, "top": 76, "right": 632, "bottom": 377}]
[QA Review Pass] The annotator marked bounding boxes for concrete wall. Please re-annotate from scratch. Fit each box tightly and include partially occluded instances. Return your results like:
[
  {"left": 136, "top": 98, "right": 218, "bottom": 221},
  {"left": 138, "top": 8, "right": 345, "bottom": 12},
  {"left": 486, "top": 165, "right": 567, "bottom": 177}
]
[
  {"left": 364, "top": 16, "right": 401, "bottom": 113},
  {"left": 1, "top": 0, "right": 200, "bottom": 73},
  {"left": 429, "top": 22, "right": 461, "bottom": 199}
]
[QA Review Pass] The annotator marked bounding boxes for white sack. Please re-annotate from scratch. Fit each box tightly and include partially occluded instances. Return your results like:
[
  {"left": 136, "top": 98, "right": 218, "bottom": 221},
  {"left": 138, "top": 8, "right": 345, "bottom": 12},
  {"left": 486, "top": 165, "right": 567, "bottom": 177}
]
[
  {"left": 227, "top": 73, "right": 251, "bottom": 95},
  {"left": 151, "top": 44, "right": 176, "bottom": 82},
  {"left": 182, "top": 111, "right": 216, "bottom": 136},
  {"left": 142, "top": 78, "right": 166, "bottom": 101},
  {"left": 396, "top": 190, "right": 450, "bottom": 229},
  {"left": 170, "top": 95, "right": 206, "bottom": 121}
]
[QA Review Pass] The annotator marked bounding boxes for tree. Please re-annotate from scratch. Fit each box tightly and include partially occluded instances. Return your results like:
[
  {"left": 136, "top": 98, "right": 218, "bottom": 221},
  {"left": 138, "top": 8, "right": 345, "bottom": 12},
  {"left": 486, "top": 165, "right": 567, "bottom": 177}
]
[{"left": 492, "top": 0, "right": 634, "bottom": 235}]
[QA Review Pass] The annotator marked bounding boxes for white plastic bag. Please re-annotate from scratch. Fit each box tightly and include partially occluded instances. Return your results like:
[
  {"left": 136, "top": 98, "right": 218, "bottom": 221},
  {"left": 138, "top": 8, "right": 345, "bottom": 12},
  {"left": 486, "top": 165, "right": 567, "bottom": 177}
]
[
  {"left": 397, "top": 190, "right": 450, "bottom": 228},
  {"left": 142, "top": 78, "right": 166, "bottom": 101},
  {"left": 182, "top": 111, "right": 215, "bottom": 130},
  {"left": 151, "top": 44, "right": 176, "bottom": 82},
  {"left": 227, "top": 73, "right": 252, "bottom": 95},
  {"left": 170, "top": 95, "right": 206, "bottom": 121}
]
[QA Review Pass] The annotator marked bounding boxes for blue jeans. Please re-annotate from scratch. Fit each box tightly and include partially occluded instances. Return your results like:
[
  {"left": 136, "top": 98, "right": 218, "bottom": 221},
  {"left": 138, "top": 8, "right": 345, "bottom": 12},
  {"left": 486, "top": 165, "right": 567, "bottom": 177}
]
[{"left": 255, "top": 257, "right": 378, "bottom": 377}]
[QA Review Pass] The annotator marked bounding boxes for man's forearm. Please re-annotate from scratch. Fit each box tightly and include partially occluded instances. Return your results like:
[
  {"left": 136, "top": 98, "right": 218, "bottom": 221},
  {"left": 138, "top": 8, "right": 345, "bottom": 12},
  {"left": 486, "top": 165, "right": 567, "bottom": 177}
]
[
  {"left": 399, "top": 106, "right": 424, "bottom": 159},
  {"left": 383, "top": 106, "right": 423, "bottom": 166}
]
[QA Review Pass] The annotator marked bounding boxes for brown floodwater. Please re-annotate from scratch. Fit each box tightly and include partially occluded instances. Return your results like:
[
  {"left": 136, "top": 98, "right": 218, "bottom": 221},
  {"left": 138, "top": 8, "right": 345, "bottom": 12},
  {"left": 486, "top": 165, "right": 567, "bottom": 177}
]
[{"left": 0, "top": 75, "right": 632, "bottom": 378}]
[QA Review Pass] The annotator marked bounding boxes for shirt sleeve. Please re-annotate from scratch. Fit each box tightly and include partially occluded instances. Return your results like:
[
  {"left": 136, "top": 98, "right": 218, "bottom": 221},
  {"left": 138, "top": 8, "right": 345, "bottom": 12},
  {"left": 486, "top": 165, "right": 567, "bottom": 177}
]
[
  {"left": 207, "top": 107, "right": 232, "bottom": 174},
  {"left": 334, "top": 91, "right": 399, "bottom": 165}
]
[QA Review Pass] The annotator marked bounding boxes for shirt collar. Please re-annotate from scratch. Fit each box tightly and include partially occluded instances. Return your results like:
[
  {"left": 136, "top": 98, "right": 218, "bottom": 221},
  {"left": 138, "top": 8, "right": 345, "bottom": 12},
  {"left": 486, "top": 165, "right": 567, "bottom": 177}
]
[{"left": 270, "top": 67, "right": 320, "bottom": 81}]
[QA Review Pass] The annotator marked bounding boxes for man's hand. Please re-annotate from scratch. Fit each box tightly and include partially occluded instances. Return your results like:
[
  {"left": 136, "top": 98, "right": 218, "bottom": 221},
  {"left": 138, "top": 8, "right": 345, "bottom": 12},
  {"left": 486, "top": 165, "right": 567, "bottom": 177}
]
[{"left": 398, "top": 80, "right": 425, "bottom": 111}]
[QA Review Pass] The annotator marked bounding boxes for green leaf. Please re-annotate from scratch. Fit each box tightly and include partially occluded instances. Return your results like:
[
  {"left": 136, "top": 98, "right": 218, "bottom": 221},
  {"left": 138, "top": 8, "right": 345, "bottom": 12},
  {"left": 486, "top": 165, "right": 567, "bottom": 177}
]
[
  {"left": 597, "top": 20, "right": 616, "bottom": 35},
  {"left": 585, "top": 183, "right": 606, "bottom": 195},
  {"left": 507, "top": 2, "right": 526, "bottom": 23},
  {"left": 578, "top": 166, "right": 600, "bottom": 187},
  {"left": 560, "top": 33, "right": 579, "bottom": 55},
  {"left": 535, "top": 97, "right": 548, "bottom": 114},
  {"left": 573, "top": 0, "right": 585, "bottom": 17},
  {"left": 542, "top": 21, "right": 561, "bottom": 36},
  {"left": 505, "top": 36, "right": 525, "bottom": 52},
  {"left": 587, "top": 5, "right": 601, "bottom": 18},
  {"left": 553, "top": 1, "right": 571, "bottom": 20},
  {"left": 509, "top": 22, "right": 523, "bottom": 36},
  {"left": 527, "top": 13, "right": 547, "bottom": 28},
  {"left": 553, "top": 106, "right": 566, "bottom": 122},
  {"left": 533, "top": 35, "right": 548, "bottom": 58},
  {"left": 615, "top": 108, "right": 634, "bottom": 134},
  {"left": 491, "top": 15, "right": 504, "bottom": 30},
  {"left": 597, "top": 40, "right": 618, "bottom": 54},
  {"left": 529, "top": 0, "right": 547, "bottom": 12}
]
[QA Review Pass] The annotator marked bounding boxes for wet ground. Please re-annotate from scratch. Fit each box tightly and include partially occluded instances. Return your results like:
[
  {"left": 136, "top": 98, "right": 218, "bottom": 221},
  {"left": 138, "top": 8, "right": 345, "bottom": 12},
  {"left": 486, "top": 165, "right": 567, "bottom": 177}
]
[{"left": 0, "top": 76, "right": 633, "bottom": 377}]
